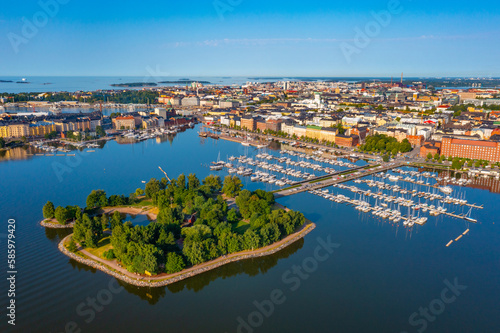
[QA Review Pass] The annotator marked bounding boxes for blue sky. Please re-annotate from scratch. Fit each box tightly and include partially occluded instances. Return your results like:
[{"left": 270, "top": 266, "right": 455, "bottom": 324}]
[{"left": 0, "top": 0, "right": 499, "bottom": 77}]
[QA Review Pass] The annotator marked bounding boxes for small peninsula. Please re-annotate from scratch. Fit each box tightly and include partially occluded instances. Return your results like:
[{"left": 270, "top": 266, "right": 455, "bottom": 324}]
[{"left": 42, "top": 174, "right": 315, "bottom": 286}]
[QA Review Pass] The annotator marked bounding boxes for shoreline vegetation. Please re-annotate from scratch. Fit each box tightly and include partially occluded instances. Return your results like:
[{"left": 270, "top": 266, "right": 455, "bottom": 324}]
[
  {"left": 57, "top": 220, "right": 315, "bottom": 287},
  {"left": 43, "top": 174, "right": 316, "bottom": 286},
  {"left": 110, "top": 80, "right": 211, "bottom": 87}
]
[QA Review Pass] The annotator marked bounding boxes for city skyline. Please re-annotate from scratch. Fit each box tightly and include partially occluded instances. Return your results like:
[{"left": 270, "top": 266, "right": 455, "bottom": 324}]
[{"left": 1, "top": 0, "right": 499, "bottom": 77}]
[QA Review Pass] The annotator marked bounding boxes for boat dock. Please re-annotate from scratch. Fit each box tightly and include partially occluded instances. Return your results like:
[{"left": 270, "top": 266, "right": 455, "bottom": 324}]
[{"left": 447, "top": 229, "right": 471, "bottom": 247}]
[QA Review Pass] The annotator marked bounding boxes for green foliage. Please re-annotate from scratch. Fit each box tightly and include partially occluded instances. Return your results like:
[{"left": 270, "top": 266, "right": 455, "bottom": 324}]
[
  {"left": 222, "top": 175, "right": 243, "bottom": 198},
  {"left": 96, "top": 126, "right": 106, "bottom": 137},
  {"left": 187, "top": 173, "right": 201, "bottom": 190},
  {"left": 157, "top": 206, "right": 182, "bottom": 225},
  {"left": 145, "top": 178, "right": 161, "bottom": 199},
  {"left": 54, "top": 206, "right": 68, "bottom": 225},
  {"left": 165, "top": 252, "right": 185, "bottom": 274},
  {"left": 0, "top": 137, "right": 5, "bottom": 148},
  {"left": 44, "top": 131, "right": 58, "bottom": 139},
  {"left": 337, "top": 123, "right": 346, "bottom": 135},
  {"left": 201, "top": 175, "right": 222, "bottom": 195},
  {"left": 108, "top": 195, "right": 129, "bottom": 206},
  {"left": 110, "top": 211, "right": 123, "bottom": 229},
  {"left": 360, "top": 134, "right": 412, "bottom": 155},
  {"left": 183, "top": 241, "right": 206, "bottom": 265},
  {"left": 103, "top": 249, "right": 116, "bottom": 260},
  {"left": 65, "top": 173, "right": 305, "bottom": 276},
  {"left": 43, "top": 201, "right": 55, "bottom": 219},
  {"left": 86, "top": 190, "right": 107, "bottom": 208},
  {"left": 260, "top": 222, "right": 281, "bottom": 247},
  {"left": 73, "top": 213, "right": 103, "bottom": 248},
  {"left": 101, "top": 214, "right": 110, "bottom": 230},
  {"left": 243, "top": 229, "right": 260, "bottom": 250},
  {"left": 451, "top": 158, "right": 464, "bottom": 170},
  {"left": 227, "top": 208, "right": 241, "bottom": 224},
  {"left": 68, "top": 238, "right": 78, "bottom": 252}
]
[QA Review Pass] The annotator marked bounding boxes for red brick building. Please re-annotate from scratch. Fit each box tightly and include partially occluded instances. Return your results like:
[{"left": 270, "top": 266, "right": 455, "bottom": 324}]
[
  {"left": 266, "top": 119, "right": 283, "bottom": 132},
  {"left": 256, "top": 120, "right": 267, "bottom": 132},
  {"left": 420, "top": 144, "right": 440, "bottom": 158},
  {"left": 335, "top": 134, "right": 359, "bottom": 148},
  {"left": 440, "top": 137, "right": 500, "bottom": 162},
  {"left": 407, "top": 135, "right": 424, "bottom": 146},
  {"left": 351, "top": 127, "right": 367, "bottom": 141}
]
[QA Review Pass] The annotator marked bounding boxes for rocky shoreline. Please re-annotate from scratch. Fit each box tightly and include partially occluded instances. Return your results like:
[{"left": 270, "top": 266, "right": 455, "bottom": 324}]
[
  {"left": 58, "top": 222, "right": 316, "bottom": 288},
  {"left": 41, "top": 220, "right": 74, "bottom": 229}
]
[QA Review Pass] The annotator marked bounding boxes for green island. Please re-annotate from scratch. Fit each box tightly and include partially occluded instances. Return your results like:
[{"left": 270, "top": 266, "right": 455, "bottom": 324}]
[
  {"left": 42, "top": 174, "right": 315, "bottom": 286},
  {"left": 110, "top": 82, "right": 158, "bottom": 87}
]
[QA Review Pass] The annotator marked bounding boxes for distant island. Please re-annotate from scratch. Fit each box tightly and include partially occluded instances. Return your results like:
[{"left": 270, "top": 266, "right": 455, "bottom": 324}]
[
  {"left": 42, "top": 174, "right": 314, "bottom": 286},
  {"left": 111, "top": 82, "right": 158, "bottom": 87},
  {"left": 0, "top": 80, "right": 13, "bottom": 83},
  {"left": 159, "top": 80, "right": 211, "bottom": 84}
]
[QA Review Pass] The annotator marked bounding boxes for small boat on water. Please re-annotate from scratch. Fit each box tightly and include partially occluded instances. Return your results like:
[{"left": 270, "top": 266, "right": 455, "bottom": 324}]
[{"left": 439, "top": 186, "right": 453, "bottom": 194}]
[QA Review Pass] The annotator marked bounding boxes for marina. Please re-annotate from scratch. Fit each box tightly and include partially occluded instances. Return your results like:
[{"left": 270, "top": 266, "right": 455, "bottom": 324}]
[
  {"left": 1, "top": 123, "right": 498, "bottom": 333},
  {"left": 207, "top": 146, "right": 483, "bottom": 227}
]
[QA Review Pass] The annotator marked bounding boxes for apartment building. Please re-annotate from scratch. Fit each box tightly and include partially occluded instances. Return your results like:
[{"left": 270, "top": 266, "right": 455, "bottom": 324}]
[{"left": 441, "top": 136, "right": 500, "bottom": 162}]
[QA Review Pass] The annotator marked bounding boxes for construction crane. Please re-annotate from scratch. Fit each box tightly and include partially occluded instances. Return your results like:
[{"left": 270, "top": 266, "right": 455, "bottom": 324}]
[{"left": 158, "top": 166, "right": 171, "bottom": 183}]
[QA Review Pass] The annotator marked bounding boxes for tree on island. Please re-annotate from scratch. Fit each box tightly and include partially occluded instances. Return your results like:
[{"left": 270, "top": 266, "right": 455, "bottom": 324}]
[
  {"left": 165, "top": 252, "right": 186, "bottom": 274},
  {"left": 68, "top": 237, "right": 77, "bottom": 252},
  {"left": 222, "top": 175, "right": 243, "bottom": 198},
  {"left": 73, "top": 213, "right": 103, "bottom": 248},
  {"left": 58, "top": 174, "right": 305, "bottom": 276},
  {"left": 43, "top": 201, "right": 55, "bottom": 219},
  {"left": 145, "top": 178, "right": 161, "bottom": 199},
  {"left": 0, "top": 138, "right": 5, "bottom": 149},
  {"left": 54, "top": 206, "right": 68, "bottom": 225},
  {"left": 200, "top": 175, "right": 222, "bottom": 195},
  {"left": 86, "top": 190, "right": 107, "bottom": 208},
  {"left": 188, "top": 173, "right": 200, "bottom": 190}
]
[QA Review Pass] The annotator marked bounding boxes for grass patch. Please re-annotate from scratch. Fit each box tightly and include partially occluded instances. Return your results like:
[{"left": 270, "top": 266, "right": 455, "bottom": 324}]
[
  {"left": 339, "top": 170, "right": 357, "bottom": 176},
  {"left": 148, "top": 207, "right": 159, "bottom": 215},
  {"left": 129, "top": 198, "right": 154, "bottom": 207},
  {"left": 273, "top": 184, "right": 301, "bottom": 193},
  {"left": 232, "top": 220, "right": 250, "bottom": 234},
  {"left": 364, "top": 164, "right": 380, "bottom": 169},
  {"left": 86, "top": 236, "right": 113, "bottom": 259},
  {"left": 44, "top": 219, "right": 61, "bottom": 225},
  {"left": 309, "top": 176, "right": 332, "bottom": 184}
]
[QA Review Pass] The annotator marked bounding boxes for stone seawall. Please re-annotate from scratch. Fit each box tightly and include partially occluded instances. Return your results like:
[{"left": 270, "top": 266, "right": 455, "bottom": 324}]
[
  {"left": 41, "top": 220, "right": 74, "bottom": 229},
  {"left": 58, "top": 223, "right": 316, "bottom": 288}
]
